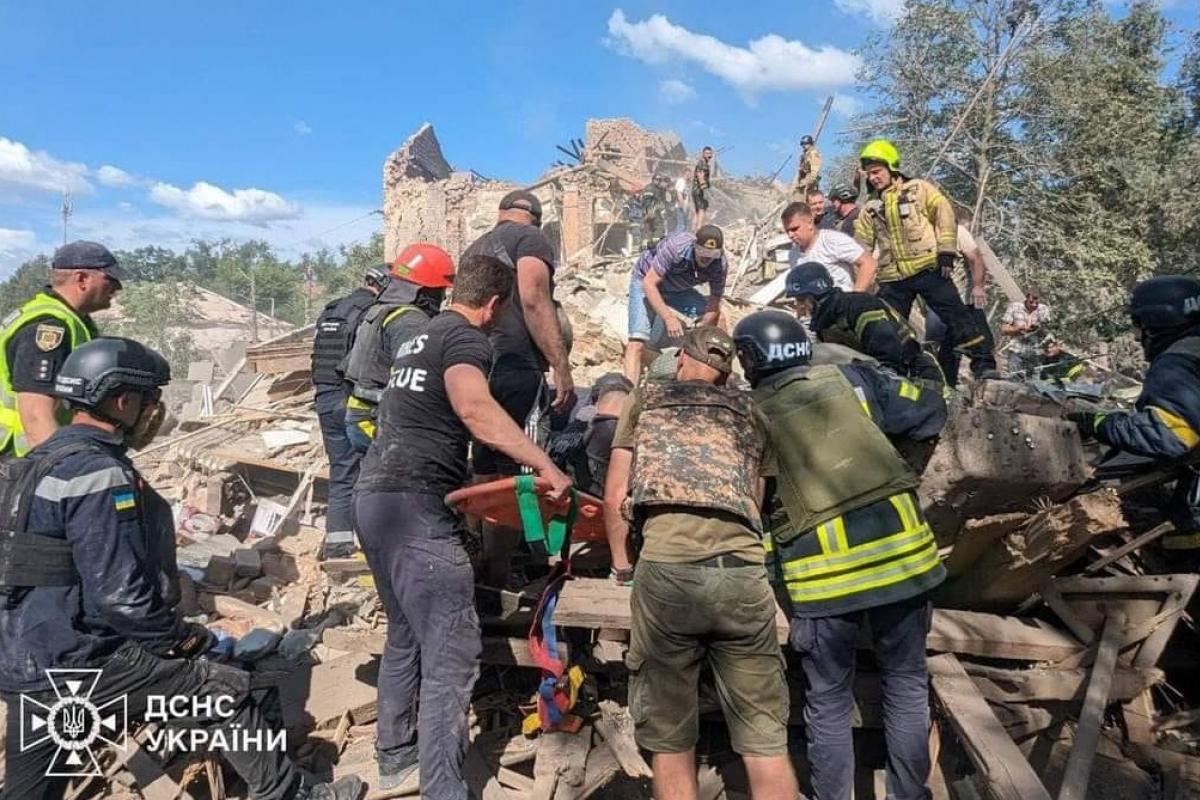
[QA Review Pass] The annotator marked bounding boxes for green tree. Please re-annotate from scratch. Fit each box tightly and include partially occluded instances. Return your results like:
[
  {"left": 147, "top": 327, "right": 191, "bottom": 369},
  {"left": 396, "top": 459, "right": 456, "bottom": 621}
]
[
  {"left": 0, "top": 255, "right": 52, "bottom": 317},
  {"left": 106, "top": 280, "right": 200, "bottom": 375},
  {"left": 114, "top": 246, "right": 187, "bottom": 282}
]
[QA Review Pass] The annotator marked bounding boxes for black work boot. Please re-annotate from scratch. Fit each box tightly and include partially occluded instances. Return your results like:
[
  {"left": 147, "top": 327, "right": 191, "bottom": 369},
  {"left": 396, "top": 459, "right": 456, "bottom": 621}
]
[
  {"left": 377, "top": 743, "right": 419, "bottom": 790},
  {"left": 295, "top": 775, "right": 365, "bottom": 800}
]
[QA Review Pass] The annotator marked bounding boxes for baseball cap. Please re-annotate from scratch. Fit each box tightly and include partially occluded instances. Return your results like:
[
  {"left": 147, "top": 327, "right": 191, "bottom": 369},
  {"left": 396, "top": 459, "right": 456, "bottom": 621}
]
[
  {"left": 499, "top": 190, "right": 542, "bottom": 225},
  {"left": 681, "top": 325, "right": 735, "bottom": 374},
  {"left": 694, "top": 225, "right": 724, "bottom": 260},
  {"left": 52, "top": 240, "right": 127, "bottom": 281}
]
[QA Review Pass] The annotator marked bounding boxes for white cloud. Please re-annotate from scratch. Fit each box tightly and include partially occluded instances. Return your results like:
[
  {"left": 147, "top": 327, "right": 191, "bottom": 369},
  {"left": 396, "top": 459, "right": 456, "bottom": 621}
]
[
  {"left": 148, "top": 180, "right": 301, "bottom": 223},
  {"left": 293, "top": 120, "right": 313, "bottom": 136},
  {"left": 0, "top": 228, "right": 40, "bottom": 276},
  {"left": 834, "top": 0, "right": 904, "bottom": 25},
  {"left": 659, "top": 78, "right": 697, "bottom": 104},
  {"left": 96, "top": 164, "right": 139, "bottom": 188},
  {"left": 0, "top": 137, "right": 91, "bottom": 196},
  {"left": 606, "top": 10, "right": 859, "bottom": 100},
  {"left": 830, "top": 93, "right": 864, "bottom": 117}
]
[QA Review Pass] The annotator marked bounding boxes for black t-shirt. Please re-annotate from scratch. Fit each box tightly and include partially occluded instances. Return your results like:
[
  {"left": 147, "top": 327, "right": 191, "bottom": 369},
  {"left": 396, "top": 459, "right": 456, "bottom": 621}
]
[
  {"left": 461, "top": 221, "right": 556, "bottom": 373},
  {"left": 5, "top": 302, "right": 97, "bottom": 394},
  {"left": 357, "top": 310, "right": 494, "bottom": 496}
]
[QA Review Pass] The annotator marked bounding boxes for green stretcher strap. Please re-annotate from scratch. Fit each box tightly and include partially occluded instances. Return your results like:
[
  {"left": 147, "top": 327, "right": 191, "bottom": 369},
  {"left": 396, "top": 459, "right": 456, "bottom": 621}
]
[{"left": 515, "top": 475, "right": 578, "bottom": 558}]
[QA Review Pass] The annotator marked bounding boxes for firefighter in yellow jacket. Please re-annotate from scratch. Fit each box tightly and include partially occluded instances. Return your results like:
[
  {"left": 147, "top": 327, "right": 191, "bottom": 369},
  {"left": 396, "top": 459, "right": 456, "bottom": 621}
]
[
  {"left": 733, "top": 310, "right": 948, "bottom": 800},
  {"left": 853, "top": 140, "right": 996, "bottom": 380},
  {"left": 0, "top": 241, "right": 122, "bottom": 457}
]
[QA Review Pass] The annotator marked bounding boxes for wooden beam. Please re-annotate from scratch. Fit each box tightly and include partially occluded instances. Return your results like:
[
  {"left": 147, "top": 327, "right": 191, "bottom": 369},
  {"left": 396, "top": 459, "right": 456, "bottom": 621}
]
[
  {"left": 975, "top": 238, "right": 1025, "bottom": 303},
  {"left": 1058, "top": 612, "right": 1124, "bottom": 800},
  {"left": 929, "top": 654, "right": 1052, "bottom": 800},
  {"left": 594, "top": 701, "right": 653, "bottom": 779}
]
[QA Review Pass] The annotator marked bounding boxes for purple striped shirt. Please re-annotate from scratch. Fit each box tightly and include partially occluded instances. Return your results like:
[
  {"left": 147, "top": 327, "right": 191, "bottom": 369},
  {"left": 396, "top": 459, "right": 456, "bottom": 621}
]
[{"left": 633, "top": 232, "right": 727, "bottom": 295}]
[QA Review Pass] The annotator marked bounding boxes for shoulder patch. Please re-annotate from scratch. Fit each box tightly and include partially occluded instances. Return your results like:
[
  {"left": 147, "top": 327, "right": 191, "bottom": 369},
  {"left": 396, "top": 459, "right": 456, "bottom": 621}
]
[
  {"left": 34, "top": 323, "right": 66, "bottom": 352},
  {"left": 112, "top": 487, "right": 138, "bottom": 518}
]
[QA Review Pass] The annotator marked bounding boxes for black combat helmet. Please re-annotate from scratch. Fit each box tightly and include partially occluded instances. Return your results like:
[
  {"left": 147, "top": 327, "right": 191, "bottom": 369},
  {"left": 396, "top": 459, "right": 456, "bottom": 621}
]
[
  {"left": 785, "top": 262, "right": 837, "bottom": 304},
  {"left": 801, "top": 135, "right": 815, "bottom": 146},
  {"left": 1128, "top": 275, "right": 1200, "bottom": 360},
  {"left": 54, "top": 337, "right": 171, "bottom": 410},
  {"left": 733, "top": 310, "right": 812, "bottom": 387},
  {"left": 829, "top": 183, "right": 858, "bottom": 202}
]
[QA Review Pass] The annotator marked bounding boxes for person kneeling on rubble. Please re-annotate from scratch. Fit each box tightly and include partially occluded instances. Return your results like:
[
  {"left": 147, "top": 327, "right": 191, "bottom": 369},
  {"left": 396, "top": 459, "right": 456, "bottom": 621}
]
[
  {"left": 604, "top": 326, "right": 799, "bottom": 800},
  {"left": 0, "top": 337, "right": 362, "bottom": 800},
  {"left": 733, "top": 310, "right": 947, "bottom": 800},
  {"left": 786, "top": 261, "right": 945, "bottom": 389},
  {"left": 1067, "top": 276, "right": 1200, "bottom": 555},
  {"left": 354, "top": 254, "right": 571, "bottom": 800},
  {"left": 342, "top": 243, "right": 455, "bottom": 458}
]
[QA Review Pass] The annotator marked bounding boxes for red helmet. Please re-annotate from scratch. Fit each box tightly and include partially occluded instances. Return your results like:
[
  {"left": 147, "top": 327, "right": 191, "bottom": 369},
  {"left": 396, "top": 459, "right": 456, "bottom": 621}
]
[{"left": 391, "top": 243, "right": 454, "bottom": 288}]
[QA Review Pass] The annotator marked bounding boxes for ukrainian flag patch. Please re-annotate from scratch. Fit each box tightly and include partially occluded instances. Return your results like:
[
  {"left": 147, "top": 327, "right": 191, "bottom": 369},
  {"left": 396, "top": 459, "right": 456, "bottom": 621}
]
[{"left": 112, "top": 489, "right": 137, "bottom": 516}]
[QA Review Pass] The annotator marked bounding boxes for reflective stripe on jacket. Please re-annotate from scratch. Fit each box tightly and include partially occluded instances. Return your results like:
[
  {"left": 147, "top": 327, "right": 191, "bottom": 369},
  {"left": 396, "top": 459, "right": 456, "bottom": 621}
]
[{"left": 854, "top": 177, "right": 956, "bottom": 282}]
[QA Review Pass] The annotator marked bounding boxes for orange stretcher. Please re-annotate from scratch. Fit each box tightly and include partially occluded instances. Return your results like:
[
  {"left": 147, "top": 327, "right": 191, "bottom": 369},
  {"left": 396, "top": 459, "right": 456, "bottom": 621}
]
[{"left": 445, "top": 476, "right": 607, "bottom": 543}]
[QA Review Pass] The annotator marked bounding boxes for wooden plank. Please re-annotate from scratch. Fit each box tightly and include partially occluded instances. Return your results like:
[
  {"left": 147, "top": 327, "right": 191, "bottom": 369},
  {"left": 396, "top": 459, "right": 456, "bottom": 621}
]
[
  {"left": 320, "top": 627, "right": 567, "bottom": 667},
  {"left": 577, "top": 743, "right": 622, "bottom": 800},
  {"left": 1058, "top": 612, "right": 1124, "bottom": 800},
  {"left": 466, "top": 735, "right": 518, "bottom": 800},
  {"left": 940, "top": 662, "right": 1162, "bottom": 703},
  {"left": 928, "top": 654, "right": 1052, "bottom": 800},
  {"left": 594, "top": 701, "right": 653, "bottom": 779},
  {"left": 551, "top": 725, "right": 593, "bottom": 800},
  {"left": 1085, "top": 522, "right": 1174, "bottom": 574},
  {"left": 531, "top": 731, "right": 574, "bottom": 800}
]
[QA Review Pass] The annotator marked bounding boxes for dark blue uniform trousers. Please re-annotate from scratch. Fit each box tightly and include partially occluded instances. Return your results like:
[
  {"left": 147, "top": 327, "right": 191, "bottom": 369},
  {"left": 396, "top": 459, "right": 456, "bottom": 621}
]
[
  {"left": 314, "top": 386, "right": 360, "bottom": 547},
  {"left": 355, "top": 491, "right": 481, "bottom": 800},
  {"left": 789, "top": 593, "right": 933, "bottom": 800}
]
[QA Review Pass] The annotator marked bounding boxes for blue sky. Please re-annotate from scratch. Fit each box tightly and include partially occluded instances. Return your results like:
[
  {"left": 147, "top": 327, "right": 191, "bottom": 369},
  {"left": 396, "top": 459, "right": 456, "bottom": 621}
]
[{"left": 1, "top": 0, "right": 1196, "bottom": 275}]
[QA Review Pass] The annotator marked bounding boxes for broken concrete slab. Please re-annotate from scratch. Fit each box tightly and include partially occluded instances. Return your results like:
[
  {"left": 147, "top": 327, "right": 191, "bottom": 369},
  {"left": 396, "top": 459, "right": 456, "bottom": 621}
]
[{"left": 920, "top": 406, "right": 1091, "bottom": 543}]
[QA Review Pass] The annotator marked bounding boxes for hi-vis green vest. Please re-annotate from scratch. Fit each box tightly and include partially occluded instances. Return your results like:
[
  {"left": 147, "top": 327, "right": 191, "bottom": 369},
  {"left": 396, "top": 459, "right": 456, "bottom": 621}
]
[
  {"left": 754, "top": 365, "right": 943, "bottom": 615},
  {"left": 0, "top": 293, "right": 93, "bottom": 456}
]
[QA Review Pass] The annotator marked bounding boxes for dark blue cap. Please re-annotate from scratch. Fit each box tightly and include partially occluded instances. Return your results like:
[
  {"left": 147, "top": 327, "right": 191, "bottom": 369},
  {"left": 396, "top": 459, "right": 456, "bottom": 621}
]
[{"left": 52, "top": 240, "right": 127, "bottom": 281}]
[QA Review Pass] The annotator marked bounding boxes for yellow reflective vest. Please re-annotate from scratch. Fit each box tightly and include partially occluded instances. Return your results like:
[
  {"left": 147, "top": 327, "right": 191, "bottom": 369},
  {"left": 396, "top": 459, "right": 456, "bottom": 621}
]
[
  {"left": 854, "top": 177, "right": 957, "bottom": 283},
  {"left": 0, "top": 292, "right": 93, "bottom": 456}
]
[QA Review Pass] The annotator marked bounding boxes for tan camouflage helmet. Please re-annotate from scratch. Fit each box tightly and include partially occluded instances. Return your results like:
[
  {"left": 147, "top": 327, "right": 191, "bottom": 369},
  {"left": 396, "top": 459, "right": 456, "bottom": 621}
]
[{"left": 681, "top": 325, "right": 735, "bottom": 374}]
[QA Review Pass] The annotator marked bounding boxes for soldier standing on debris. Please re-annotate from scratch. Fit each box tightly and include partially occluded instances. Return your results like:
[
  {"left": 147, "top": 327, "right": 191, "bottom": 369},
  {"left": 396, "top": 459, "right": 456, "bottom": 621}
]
[
  {"left": 692, "top": 145, "right": 714, "bottom": 230},
  {"left": 853, "top": 140, "right": 996, "bottom": 382},
  {"left": 828, "top": 183, "right": 860, "bottom": 237},
  {"left": 1, "top": 241, "right": 124, "bottom": 457},
  {"left": 1068, "top": 276, "right": 1200, "bottom": 553},
  {"left": 355, "top": 254, "right": 571, "bottom": 799},
  {"left": 0, "top": 338, "right": 363, "bottom": 800},
  {"left": 783, "top": 202, "right": 876, "bottom": 292},
  {"left": 342, "top": 244, "right": 455, "bottom": 456},
  {"left": 1000, "top": 292, "right": 1051, "bottom": 378},
  {"left": 733, "top": 310, "right": 947, "bottom": 800},
  {"left": 461, "top": 190, "right": 574, "bottom": 589},
  {"left": 793, "top": 135, "right": 822, "bottom": 200},
  {"left": 623, "top": 226, "right": 728, "bottom": 382},
  {"left": 785, "top": 262, "right": 944, "bottom": 387},
  {"left": 311, "top": 267, "right": 388, "bottom": 560},
  {"left": 604, "top": 326, "right": 800, "bottom": 800}
]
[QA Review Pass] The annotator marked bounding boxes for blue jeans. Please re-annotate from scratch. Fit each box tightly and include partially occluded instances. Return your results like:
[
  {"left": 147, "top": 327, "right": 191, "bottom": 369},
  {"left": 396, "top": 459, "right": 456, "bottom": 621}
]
[
  {"left": 627, "top": 273, "right": 708, "bottom": 346},
  {"left": 314, "top": 386, "right": 360, "bottom": 545},
  {"left": 789, "top": 594, "right": 933, "bottom": 800}
]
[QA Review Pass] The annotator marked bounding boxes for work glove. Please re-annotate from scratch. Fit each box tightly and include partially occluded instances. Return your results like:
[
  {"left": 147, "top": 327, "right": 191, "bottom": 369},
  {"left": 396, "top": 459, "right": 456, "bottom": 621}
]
[
  {"left": 1066, "top": 411, "right": 1102, "bottom": 442},
  {"left": 166, "top": 622, "right": 218, "bottom": 659},
  {"left": 937, "top": 253, "right": 956, "bottom": 279}
]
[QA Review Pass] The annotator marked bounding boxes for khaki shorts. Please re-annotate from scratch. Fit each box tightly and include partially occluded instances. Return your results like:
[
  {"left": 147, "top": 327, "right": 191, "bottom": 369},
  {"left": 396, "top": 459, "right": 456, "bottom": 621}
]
[{"left": 627, "top": 559, "right": 789, "bottom": 756}]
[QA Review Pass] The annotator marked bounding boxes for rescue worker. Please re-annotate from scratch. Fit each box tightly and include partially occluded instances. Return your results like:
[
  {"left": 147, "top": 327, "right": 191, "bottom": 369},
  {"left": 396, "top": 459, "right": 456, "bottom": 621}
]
[
  {"left": 354, "top": 254, "right": 571, "bottom": 798},
  {"left": 853, "top": 140, "right": 995, "bottom": 380},
  {"left": 1, "top": 240, "right": 124, "bottom": 457},
  {"left": 623, "top": 226, "right": 728, "bottom": 382},
  {"left": 546, "top": 372, "right": 633, "bottom": 497},
  {"left": 604, "top": 326, "right": 799, "bottom": 800},
  {"left": 342, "top": 244, "right": 454, "bottom": 454},
  {"left": 692, "top": 146, "right": 714, "bottom": 230},
  {"left": 732, "top": 310, "right": 947, "bottom": 800},
  {"left": 794, "top": 135, "right": 822, "bottom": 200},
  {"left": 1037, "top": 337, "right": 1084, "bottom": 385},
  {"left": 1067, "top": 276, "right": 1200, "bottom": 552},
  {"left": 0, "top": 337, "right": 361, "bottom": 800},
  {"left": 786, "top": 262, "right": 945, "bottom": 387},
  {"left": 636, "top": 174, "right": 676, "bottom": 245},
  {"left": 828, "top": 183, "right": 860, "bottom": 237},
  {"left": 311, "top": 267, "right": 388, "bottom": 560}
]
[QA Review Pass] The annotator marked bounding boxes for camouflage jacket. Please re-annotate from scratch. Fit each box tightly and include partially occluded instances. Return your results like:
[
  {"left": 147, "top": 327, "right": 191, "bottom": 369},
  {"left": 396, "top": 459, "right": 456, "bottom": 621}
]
[{"left": 629, "top": 381, "right": 766, "bottom": 531}]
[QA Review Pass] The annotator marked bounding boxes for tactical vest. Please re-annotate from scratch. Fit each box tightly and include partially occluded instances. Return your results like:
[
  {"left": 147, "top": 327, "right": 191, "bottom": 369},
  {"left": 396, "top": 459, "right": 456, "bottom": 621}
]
[
  {"left": 341, "top": 304, "right": 419, "bottom": 403},
  {"left": 858, "top": 178, "right": 943, "bottom": 282},
  {"left": 0, "top": 293, "right": 92, "bottom": 457},
  {"left": 1165, "top": 336, "right": 1200, "bottom": 361},
  {"left": 311, "top": 289, "right": 376, "bottom": 387},
  {"left": 753, "top": 365, "right": 918, "bottom": 542},
  {"left": 1154, "top": 336, "right": 1200, "bottom": 551},
  {"left": 629, "top": 381, "right": 765, "bottom": 531}
]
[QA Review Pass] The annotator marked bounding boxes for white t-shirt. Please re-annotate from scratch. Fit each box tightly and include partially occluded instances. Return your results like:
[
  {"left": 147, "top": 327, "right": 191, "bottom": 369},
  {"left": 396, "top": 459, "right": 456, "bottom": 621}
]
[{"left": 788, "top": 229, "right": 863, "bottom": 291}]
